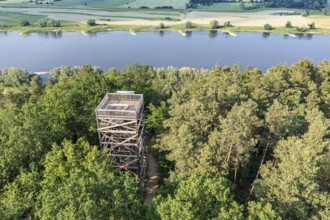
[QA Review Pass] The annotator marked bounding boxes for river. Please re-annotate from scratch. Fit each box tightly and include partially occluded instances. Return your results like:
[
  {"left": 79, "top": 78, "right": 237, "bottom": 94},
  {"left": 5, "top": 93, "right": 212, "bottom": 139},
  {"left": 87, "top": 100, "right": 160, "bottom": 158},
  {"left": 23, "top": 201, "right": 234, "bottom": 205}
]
[{"left": 0, "top": 31, "right": 329, "bottom": 72}]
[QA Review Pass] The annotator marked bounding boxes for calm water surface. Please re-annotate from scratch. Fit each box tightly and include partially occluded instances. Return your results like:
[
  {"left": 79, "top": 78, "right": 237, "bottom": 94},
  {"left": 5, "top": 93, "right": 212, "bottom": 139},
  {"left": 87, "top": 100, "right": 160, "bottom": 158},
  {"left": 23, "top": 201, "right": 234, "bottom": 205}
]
[{"left": 0, "top": 31, "right": 329, "bottom": 72}]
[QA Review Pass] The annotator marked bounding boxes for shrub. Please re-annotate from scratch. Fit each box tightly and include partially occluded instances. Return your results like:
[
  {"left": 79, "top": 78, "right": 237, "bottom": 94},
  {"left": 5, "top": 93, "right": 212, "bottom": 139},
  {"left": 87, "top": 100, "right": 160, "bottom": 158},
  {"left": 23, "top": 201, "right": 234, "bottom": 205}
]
[
  {"left": 274, "top": 11, "right": 300, "bottom": 16},
  {"left": 302, "top": 10, "right": 310, "bottom": 17},
  {"left": 223, "top": 21, "right": 233, "bottom": 28},
  {"left": 296, "top": 26, "right": 308, "bottom": 32},
  {"left": 159, "top": 23, "right": 165, "bottom": 29},
  {"left": 285, "top": 21, "right": 293, "bottom": 28},
  {"left": 185, "top": 21, "right": 193, "bottom": 29},
  {"left": 86, "top": 19, "right": 96, "bottom": 26},
  {"left": 35, "top": 19, "right": 48, "bottom": 28},
  {"left": 324, "top": 9, "right": 330, "bottom": 16},
  {"left": 164, "top": 17, "right": 180, "bottom": 21},
  {"left": 19, "top": 20, "right": 30, "bottom": 27},
  {"left": 308, "top": 22, "right": 315, "bottom": 29},
  {"left": 0, "top": 24, "right": 9, "bottom": 28},
  {"left": 35, "top": 19, "right": 61, "bottom": 28},
  {"left": 155, "top": 6, "right": 173, "bottom": 9},
  {"left": 210, "top": 20, "right": 219, "bottom": 29},
  {"left": 47, "top": 19, "right": 61, "bottom": 27},
  {"left": 264, "top": 23, "right": 273, "bottom": 30}
]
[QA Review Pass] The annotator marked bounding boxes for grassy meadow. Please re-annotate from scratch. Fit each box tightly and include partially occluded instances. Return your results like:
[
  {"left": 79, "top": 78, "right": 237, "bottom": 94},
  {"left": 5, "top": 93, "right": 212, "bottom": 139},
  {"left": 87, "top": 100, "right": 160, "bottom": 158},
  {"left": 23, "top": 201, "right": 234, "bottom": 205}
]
[
  {"left": 0, "top": 0, "right": 330, "bottom": 34},
  {"left": 196, "top": 2, "right": 243, "bottom": 11},
  {"left": 0, "top": 0, "right": 189, "bottom": 9},
  {"left": 126, "top": 0, "right": 189, "bottom": 9},
  {"left": 0, "top": 11, "right": 45, "bottom": 24},
  {"left": 54, "top": 0, "right": 135, "bottom": 8}
]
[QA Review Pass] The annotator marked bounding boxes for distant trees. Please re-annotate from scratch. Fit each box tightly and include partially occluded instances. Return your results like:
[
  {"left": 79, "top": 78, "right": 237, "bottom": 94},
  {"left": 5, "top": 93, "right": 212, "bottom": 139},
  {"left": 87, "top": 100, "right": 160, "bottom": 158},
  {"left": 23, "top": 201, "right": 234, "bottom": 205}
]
[
  {"left": 47, "top": 19, "right": 61, "bottom": 27},
  {"left": 223, "top": 21, "right": 233, "bottom": 27},
  {"left": 285, "top": 21, "right": 293, "bottom": 28},
  {"left": 188, "top": 0, "right": 327, "bottom": 9},
  {"left": 264, "top": 23, "right": 273, "bottom": 30},
  {"left": 210, "top": 20, "right": 219, "bottom": 29},
  {"left": 185, "top": 21, "right": 193, "bottom": 29},
  {"left": 159, "top": 22, "right": 165, "bottom": 29},
  {"left": 302, "top": 9, "right": 310, "bottom": 17},
  {"left": 296, "top": 26, "right": 308, "bottom": 32},
  {"left": 19, "top": 20, "right": 30, "bottom": 27},
  {"left": 35, "top": 19, "right": 61, "bottom": 28},
  {"left": 154, "top": 6, "right": 173, "bottom": 9},
  {"left": 35, "top": 19, "right": 47, "bottom": 27},
  {"left": 324, "top": 9, "right": 330, "bottom": 16},
  {"left": 308, "top": 22, "right": 316, "bottom": 29},
  {"left": 86, "top": 19, "right": 96, "bottom": 26}
]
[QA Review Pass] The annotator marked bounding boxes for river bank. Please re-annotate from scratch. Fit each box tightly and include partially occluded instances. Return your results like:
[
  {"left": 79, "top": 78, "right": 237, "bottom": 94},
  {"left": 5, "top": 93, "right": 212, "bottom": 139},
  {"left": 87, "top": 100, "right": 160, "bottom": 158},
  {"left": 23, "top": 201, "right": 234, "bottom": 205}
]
[
  {"left": 1, "top": 7, "right": 330, "bottom": 34},
  {"left": 1, "top": 24, "right": 330, "bottom": 35}
]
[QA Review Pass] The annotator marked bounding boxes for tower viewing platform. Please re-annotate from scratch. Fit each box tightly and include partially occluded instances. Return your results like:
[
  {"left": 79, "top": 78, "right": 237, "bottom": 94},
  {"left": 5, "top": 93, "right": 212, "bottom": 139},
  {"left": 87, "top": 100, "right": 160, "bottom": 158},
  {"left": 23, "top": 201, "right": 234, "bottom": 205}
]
[{"left": 95, "top": 92, "right": 146, "bottom": 184}]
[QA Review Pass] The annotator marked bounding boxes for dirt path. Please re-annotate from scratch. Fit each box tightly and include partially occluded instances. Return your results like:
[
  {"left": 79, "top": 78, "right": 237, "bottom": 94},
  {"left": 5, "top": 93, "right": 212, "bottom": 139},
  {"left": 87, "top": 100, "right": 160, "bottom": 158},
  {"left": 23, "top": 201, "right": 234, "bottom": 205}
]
[{"left": 144, "top": 151, "right": 159, "bottom": 206}]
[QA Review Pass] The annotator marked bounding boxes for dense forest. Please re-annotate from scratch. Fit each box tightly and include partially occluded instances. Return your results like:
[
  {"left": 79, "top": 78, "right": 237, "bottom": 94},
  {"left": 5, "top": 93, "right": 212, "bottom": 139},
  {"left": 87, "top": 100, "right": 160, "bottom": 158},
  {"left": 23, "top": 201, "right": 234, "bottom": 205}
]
[
  {"left": 0, "top": 59, "right": 329, "bottom": 219},
  {"left": 188, "top": 0, "right": 328, "bottom": 9}
]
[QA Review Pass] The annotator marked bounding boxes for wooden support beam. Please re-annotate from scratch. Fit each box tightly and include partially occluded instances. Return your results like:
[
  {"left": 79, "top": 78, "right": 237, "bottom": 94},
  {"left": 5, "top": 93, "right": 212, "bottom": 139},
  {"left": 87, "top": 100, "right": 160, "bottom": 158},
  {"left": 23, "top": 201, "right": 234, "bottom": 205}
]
[
  {"left": 96, "top": 93, "right": 146, "bottom": 182},
  {"left": 108, "top": 154, "right": 139, "bottom": 158},
  {"left": 97, "top": 129, "right": 136, "bottom": 134}
]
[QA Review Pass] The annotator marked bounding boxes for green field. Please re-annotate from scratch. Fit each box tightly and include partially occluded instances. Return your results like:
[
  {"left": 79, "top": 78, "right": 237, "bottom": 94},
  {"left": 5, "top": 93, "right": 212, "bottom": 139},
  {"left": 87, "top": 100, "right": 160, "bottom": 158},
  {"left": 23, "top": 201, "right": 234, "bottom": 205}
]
[
  {"left": 126, "top": 0, "right": 188, "bottom": 9},
  {"left": 0, "top": 11, "right": 45, "bottom": 24},
  {"left": 0, "top": 0, "right": 189, "bottom": 9},
  {"left": 196, "top": 2, "right": 243, "bottom": 11},
  {"left": 54, "top": 0, "right": 133, "bottom": 7},
  {"left": 0, "top": 0, "right": 23, "bottom": 4},
  {"left": 55, "top": 0, "right": 189, "bottom": 9},
  {"left": 0, "top": 0, "right": 134, "bottom": 7}
]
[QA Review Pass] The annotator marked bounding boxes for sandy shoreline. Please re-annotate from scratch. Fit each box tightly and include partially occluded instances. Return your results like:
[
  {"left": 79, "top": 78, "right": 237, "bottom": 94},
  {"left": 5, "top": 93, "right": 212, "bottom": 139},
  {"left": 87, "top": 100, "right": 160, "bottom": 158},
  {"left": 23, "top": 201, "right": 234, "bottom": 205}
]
[
  {"left": 105, "top": 10, "right": 312, "bottom": 27},
  {"left": 0, "top": 7, "right": 327, "bottom": 28}
]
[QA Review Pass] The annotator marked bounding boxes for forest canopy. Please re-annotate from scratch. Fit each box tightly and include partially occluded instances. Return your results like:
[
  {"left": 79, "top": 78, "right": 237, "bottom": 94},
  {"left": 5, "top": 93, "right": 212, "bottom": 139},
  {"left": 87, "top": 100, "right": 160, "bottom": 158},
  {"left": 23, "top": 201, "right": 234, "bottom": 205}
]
[{"left": 0, "top": 59, "right": 329, "bottom": 219}]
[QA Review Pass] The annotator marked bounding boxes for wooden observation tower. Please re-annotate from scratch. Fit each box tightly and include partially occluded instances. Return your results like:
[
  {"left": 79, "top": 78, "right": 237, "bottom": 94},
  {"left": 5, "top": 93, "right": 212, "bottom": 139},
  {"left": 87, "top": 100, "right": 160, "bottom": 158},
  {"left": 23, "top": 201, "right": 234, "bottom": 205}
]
[{"left": 95, "top": 92, "right": 146, "bottom": 184}]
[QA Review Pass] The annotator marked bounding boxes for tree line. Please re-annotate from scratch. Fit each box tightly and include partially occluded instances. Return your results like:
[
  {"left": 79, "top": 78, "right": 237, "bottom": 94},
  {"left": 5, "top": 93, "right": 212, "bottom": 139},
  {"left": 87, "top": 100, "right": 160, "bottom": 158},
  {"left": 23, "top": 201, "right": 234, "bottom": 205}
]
[
  {"left": 187, "top": 0, "right": 328, "bottom": 9},
  {"left": 0, "top": 59, "right": 329, "bottom": 219}
]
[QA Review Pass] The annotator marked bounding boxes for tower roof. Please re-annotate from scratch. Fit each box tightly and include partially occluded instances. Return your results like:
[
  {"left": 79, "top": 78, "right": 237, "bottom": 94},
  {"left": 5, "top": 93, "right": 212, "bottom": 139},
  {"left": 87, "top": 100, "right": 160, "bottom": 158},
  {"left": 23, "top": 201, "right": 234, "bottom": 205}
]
[{"left": 96, "top": 93, "right": 144, "bottom": 119}]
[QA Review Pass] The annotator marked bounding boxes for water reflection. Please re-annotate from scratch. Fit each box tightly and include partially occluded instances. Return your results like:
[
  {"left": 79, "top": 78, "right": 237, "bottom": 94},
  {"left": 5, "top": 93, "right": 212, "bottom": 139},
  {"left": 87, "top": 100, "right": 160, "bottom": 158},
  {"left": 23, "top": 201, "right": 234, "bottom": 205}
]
[
  {"left": 262, "top": 32, "right": 270, "bottom": 39},
  {"left": 0, "top": 31, "right": 328, "bottom": 72},
  {"left": 295, "top": 33, "right": 313, "bottom": 40},
  {"left": 88, "top": 32, "right": 97, "bottom": 37},
  {"left": 296, "top": 33, "right": 304, "bottom": 39},
  {"left": 306, "top": 34, "right": 313, "bottom": 40},
  {"left": 36, "top": 31, "right": 62, "bottom": 39},
  {"left": 185, "top": 31, "right": 192, "bottom": 38},
  {"left": 0, "top": 31, "right": 8, "bottom": 37},
  {"left": 209, "top": 30, "right": 218, "bottom": 38}
]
